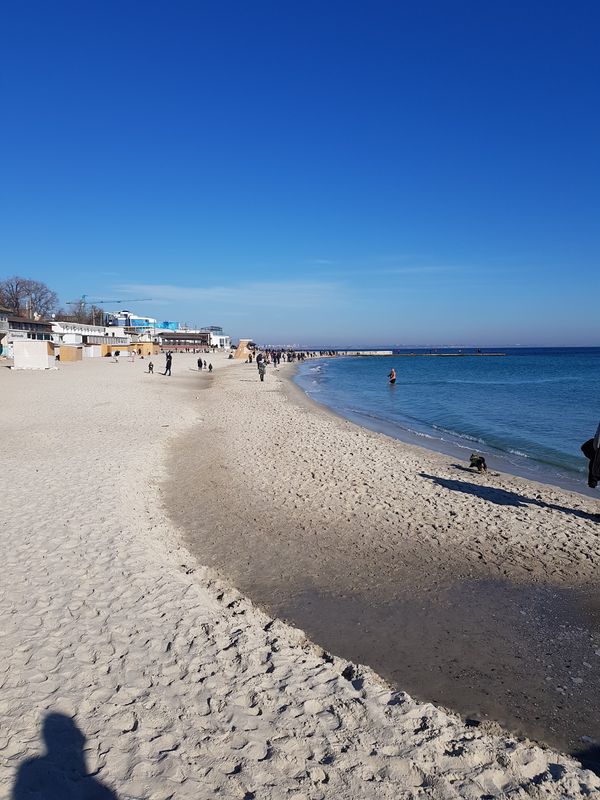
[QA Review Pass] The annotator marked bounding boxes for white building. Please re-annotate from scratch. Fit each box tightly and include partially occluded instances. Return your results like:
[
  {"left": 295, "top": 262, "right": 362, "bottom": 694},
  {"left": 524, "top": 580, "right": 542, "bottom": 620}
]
[
  {"left": 165, "top": 324, "right": 231, "bottom": 349},
  {"left": 200, "top": 326, "right": 231, "bottom": 349},
  {"left": 209, "top": 331, "right": 231, "bottom": 349},
  {"left": 51, "top": 320, "right": 130, "bottom": 347},
  {"left": 0, "top": 306, "right": 9, "bottom": 356},
  {"left": 105, "top": 310, "right": 179, "bottom": 336}
]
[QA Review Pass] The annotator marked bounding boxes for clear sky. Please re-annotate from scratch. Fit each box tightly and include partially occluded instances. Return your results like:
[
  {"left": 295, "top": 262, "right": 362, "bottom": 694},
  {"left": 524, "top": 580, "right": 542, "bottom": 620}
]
[{"left": 1, "top": 1, "right": 598, "bottom": 346}]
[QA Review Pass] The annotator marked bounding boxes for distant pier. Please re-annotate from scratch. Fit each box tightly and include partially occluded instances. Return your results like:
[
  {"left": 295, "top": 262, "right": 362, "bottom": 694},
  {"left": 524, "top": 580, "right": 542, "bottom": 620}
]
[
  {"left": 394, "top": 352, "right": 507, "bottom": 357},
  {"left": 336, "top": 350, "right": 507, "bottom": 357}
]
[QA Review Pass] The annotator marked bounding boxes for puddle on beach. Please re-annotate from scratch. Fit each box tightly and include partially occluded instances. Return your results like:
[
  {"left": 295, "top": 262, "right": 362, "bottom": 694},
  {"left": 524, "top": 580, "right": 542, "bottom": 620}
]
[{"left": 274, "top": 579, "right": 600, "bottom": 761}]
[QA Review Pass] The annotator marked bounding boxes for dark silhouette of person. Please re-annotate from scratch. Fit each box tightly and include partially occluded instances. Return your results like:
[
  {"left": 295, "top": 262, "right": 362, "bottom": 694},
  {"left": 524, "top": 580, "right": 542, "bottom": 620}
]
[
  {"left": 13, "top": 713, "right": 118, "bottom": 799},
  {"left": 163, "top": 353, "right": 172, "bottom": 376},
  {"left": 581, "top": 423, "right": 600, "bottom": 488}
]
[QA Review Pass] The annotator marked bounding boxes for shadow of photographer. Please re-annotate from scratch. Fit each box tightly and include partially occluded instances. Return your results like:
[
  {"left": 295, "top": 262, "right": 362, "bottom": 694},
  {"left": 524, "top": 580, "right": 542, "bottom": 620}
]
[{"left": 13, "top": 713, "right": 117, "bottom": 799}]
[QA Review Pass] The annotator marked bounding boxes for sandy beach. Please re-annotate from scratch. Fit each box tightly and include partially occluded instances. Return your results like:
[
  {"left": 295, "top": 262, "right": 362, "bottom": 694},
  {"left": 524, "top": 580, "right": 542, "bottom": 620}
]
[
  {"left": 2, "top": 353, "right": 600, "bottom": 799},
  {"left": 167, "top": 358, "right": 600, "bottom": 758}
]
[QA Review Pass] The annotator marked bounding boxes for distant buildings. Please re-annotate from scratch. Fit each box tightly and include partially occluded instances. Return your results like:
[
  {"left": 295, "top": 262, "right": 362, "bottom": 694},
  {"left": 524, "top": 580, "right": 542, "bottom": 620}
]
[
  {"left": 160, "top": 330, "right": 211, "bottom": 351},
  {"left": 51, "top": 320, "right": 130, "bottom": 347},
  {"left": 1, "top": 310, "right": 54, "bottom": 357},
  {"left": 0, "top": 306, "right": 9, "bottom": 356},
  {"left": 202, "top": 325, "right": 231, "bottom": 349},
  {"left": 0, "top": 304, "right": 232, "bottom": 361},
  {"left": 104, "top": 310, "right": 179, "bottom": 336},
  {"left": 104, "top": 311, "right": 231, "bottom": 350}
]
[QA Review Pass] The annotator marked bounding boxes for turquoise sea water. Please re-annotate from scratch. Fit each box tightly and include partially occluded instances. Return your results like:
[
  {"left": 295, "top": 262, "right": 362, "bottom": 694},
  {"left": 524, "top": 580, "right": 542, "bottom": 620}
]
[{"left": 294, "top": 348, "right": 600, "bottom": 496}]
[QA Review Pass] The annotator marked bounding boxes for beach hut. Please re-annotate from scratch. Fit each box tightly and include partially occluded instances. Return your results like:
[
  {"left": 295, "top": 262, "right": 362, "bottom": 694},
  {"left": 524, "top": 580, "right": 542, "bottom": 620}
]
[
  {"left": 12, "top": 339, "right": 55, "bottom": 370},
  {"left": 233, "top": 339, "right": 256, "bottom": 360}
]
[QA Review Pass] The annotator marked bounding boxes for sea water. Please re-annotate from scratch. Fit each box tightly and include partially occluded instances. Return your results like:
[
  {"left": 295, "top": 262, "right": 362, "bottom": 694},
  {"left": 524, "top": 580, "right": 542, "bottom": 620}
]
[{"left": 294, "top": 347, "right": 600, "bottom": 496}]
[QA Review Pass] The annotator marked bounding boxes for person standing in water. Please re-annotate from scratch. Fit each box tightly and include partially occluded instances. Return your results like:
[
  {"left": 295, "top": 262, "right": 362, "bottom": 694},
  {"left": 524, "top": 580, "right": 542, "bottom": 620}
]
[{"left": 388, "top": 367, "right": 396, "bottom": 385}]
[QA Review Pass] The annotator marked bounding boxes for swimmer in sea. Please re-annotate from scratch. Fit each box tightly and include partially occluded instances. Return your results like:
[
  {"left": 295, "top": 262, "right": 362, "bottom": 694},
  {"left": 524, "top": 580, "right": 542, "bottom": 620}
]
[{"left": 388, "top": 368, "right": 396, "bottom": 385}]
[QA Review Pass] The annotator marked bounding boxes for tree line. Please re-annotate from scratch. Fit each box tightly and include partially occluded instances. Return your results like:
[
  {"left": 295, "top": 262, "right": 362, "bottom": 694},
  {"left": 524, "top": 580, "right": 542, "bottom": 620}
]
[{"left": 0, "top": 275, "right": 104, "bottom": 325}]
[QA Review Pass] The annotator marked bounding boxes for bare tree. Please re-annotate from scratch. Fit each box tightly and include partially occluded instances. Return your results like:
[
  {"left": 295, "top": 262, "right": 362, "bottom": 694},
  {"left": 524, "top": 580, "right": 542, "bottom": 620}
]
[
  {"left": 0, "top": 276, "right": 59, "bottom": 319},
  {"left": 53, "top": 302, "right": 105, "bottom": 326},
  {"left": 88, "top": 304, "right": 105, "bottom": 326}
]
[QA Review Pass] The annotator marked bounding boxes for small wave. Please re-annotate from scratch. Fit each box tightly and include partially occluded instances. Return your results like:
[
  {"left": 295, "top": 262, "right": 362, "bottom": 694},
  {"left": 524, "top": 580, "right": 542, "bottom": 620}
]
[
  {"left": 508, "top": 448, "right": 529, "bottom": 458},
  {"left": 432, "top": 425, "right": 486, "bottom": 445},
  {"left": 345, "top": 408, "right": 440, "bottom": 441}
]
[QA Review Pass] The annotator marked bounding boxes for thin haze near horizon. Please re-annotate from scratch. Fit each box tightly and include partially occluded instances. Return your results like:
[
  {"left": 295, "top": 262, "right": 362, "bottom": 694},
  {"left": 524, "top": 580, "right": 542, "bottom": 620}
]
[{"left": 1, "top": 1, "right": 598, "bottom": 347}]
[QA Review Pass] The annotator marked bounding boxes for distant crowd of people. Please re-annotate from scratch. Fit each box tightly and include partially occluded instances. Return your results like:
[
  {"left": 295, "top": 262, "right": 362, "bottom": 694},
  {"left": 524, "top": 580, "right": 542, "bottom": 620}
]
[{"left": 246, "top": 349, "right": 336, "bottom": 366}]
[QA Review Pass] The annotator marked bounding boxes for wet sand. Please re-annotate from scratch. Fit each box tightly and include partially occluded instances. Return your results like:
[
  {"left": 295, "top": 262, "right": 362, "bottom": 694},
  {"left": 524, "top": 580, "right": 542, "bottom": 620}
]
[
  {"left": 167, "top": 360, "right": 600, "bottom": 760},
  {"left": 278, "top": 580, "right": 600, "bottom": 759}
]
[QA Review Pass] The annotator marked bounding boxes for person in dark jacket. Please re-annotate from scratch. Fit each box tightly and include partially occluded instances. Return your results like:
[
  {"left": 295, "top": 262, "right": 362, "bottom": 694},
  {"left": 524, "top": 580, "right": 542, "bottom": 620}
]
[
  {"left": 163, "top": 352, "right": 172, "bottom": 376},
  {"left": 581, "top": 423, "right": 600, "bottom": 488}
]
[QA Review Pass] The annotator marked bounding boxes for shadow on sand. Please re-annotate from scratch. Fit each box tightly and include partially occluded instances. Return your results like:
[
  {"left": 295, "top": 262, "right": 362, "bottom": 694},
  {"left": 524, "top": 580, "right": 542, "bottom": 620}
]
[
  {"left": 420, "top": 473, "right": 599, "bottom": 522},
  {"left": 571, "top": 744, "right": 600, "bottom": 777},
  {"left": 13, "top": 713, "right": 118, "bottom": 799}
]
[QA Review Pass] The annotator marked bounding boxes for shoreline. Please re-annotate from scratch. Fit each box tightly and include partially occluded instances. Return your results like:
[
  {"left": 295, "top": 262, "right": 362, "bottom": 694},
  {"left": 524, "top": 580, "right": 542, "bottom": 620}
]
[
  {"left": 2, "top": 354, "right": 600, "bottom": 797},
  {"left": 167, "top": 359, "right": 600, "bottom": 759},
  {"left": 293, "top": 358, "right": 597, "bottom": 500}
]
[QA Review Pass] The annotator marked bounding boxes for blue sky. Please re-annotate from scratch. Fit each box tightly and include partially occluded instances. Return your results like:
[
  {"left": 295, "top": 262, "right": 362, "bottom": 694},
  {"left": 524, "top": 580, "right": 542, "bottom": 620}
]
[{"left": 1, "top": 1, "right": 598, "bottom": 346}]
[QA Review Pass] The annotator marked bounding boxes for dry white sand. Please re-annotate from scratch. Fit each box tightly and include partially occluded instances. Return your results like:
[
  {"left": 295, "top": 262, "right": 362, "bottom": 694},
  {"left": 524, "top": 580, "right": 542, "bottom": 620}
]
[{"left": 1, "top": 352, "right": 599, "bottom": 799}]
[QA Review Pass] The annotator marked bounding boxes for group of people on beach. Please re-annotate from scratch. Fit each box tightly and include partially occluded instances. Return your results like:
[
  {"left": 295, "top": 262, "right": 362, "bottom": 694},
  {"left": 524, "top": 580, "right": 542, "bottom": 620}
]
[
  {"left": 247, "top": 349, "right": 324, "bottom": 382},
  {"left": 247, "top": 349, "right": 329, "bottom": 366},
  {"left": 197, "top": 357, "right": 213, "bottom": 372},
  {"left": 144, "top": 352, "right": 213, "bottom": 376}
]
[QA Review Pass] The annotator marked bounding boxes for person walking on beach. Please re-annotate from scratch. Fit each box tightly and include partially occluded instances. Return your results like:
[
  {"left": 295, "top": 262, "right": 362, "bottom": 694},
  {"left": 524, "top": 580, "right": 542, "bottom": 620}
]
[
  {"left": 197, "top": 357, "right": 203, "bottom": 370},
  {"left": 388, "top": 367, "right": 396, "bottom": 385},
  {"left": 258, "top": 360, "right": 266, "bottom": 382},
  {"left": 148, "top": 361, "right": 154, "bottom": 374},
  {"left": 163, "top": 352, "right": 172, "bottom": 376},
  {"left": 208, "top": 362, "right": 213, "bottom": 372}
]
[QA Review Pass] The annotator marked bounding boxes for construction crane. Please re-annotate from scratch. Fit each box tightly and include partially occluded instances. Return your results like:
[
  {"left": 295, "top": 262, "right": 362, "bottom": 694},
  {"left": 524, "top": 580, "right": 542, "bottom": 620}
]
[
  {"left": 65, "top": 295, "right": 152, "bottom": 325},
  {"left": 66, "top": 294, "right": 152, "bottom": 307}
]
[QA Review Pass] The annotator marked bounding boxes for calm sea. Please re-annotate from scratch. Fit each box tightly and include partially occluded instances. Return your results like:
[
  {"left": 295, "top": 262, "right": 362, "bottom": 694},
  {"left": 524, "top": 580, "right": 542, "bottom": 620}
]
[{"left": 294, "top": 348, "right": 600, "bottom": 497}]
